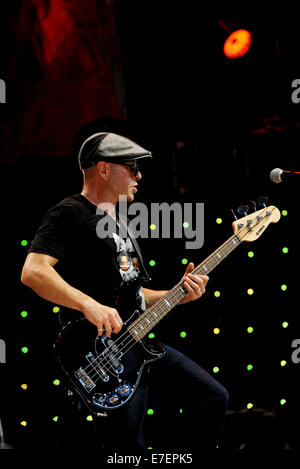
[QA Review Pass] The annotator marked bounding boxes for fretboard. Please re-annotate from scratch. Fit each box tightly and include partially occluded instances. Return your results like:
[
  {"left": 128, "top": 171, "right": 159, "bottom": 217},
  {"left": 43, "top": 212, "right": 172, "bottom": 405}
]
[{"left": 127, "top": 233, "right": 242, "bottom": 341}]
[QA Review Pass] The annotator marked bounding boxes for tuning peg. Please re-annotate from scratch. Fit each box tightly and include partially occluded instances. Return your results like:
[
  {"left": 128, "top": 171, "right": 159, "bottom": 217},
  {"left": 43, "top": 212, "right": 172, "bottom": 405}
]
[
  {"left": 237, "top": 204, "right": 249, "bottom": 217},
  {"left": 249, "top": 200, "right": 257, "bottom": 212},
  {"left": 257, "top": 196, "right": 268, "bottom": 208},
  {"left": 231, "top": 208, "right": 238, "bottom": 221}
]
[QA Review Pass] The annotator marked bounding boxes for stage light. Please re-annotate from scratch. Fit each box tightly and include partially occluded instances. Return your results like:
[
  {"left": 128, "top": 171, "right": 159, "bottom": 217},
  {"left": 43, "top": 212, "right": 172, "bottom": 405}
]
[
  {"left": 281, "top": 284, "right": 287, "bottom": 291},
  {"left": 147, "top": 409, "right": 154, "bottom": 415},
  {"left": 149, "top": 260, "right": 156, "bottom": 266},
  {"left": 213, "top": 328, "right": 220, "bottom": 335},
  {"left": 248, "top": 251, "right": 254, "bottom": 258},
  {"left": 247, "top": 288, "right": 254, "bottom": 296},
  {"left": 214, "top": 290, "right": 221, "bottom": 298},
  {"left": 282, "top": 247, "right": 289, "bottom": 254},
  {"left": 223, "top": 29, "right": 252, "bottom": 59},
  {"left": 180, "top": 331, "right": 187, "bottom": 338},
  {"left": 20, "top": 240, "right": 28, "bottom": 247},
  {"left": 216, "top": 218, "right": 223, "bottom": 224},
  {"left": 247, "top": 326, "right": 254, "bottom": 334},
  {"left": 281, "top": 321, "right": 288, "bottom": 329},
  {"left": 21, "top": 346, "right": 29, "bottom": 354},
  {"left": 20, "top": 310, "right": 28, "bottom": 318},
  {"left": 181, "top": 258, "right": 188, "bottom": 265}
]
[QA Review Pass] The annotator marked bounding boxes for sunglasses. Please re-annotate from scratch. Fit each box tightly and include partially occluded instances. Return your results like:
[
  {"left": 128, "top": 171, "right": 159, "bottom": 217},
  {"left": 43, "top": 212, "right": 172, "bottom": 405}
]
[{"left": 96, "top": 158, "right": 140, "bottom": 176}]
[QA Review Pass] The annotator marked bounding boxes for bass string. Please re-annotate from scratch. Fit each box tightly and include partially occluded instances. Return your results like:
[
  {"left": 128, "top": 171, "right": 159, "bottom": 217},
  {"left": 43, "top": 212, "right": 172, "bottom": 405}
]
[
  {"left": 82, "top": 232, "right": 245, "bottom": 379},
  {"left": 85, "top": 285, "right": 185, "bottom": 381},
  {"left": 85, "top": 287, "right": 182, "bottom": 380},
  {"left": 82, "top": 234, "right": 238, "bottom": 380}
]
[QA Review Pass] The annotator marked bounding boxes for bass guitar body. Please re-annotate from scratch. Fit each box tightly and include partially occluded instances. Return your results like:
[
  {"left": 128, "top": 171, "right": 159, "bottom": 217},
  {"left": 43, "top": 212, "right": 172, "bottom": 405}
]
[{"left": 54, "top": 281, "right": 165, "bottom": 414}]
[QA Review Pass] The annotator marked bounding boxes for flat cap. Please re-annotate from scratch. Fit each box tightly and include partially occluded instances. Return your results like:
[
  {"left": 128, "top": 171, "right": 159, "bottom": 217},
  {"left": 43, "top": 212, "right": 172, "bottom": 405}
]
[{"left": 78, "top": 132, "right": 152, "bottom": 170}]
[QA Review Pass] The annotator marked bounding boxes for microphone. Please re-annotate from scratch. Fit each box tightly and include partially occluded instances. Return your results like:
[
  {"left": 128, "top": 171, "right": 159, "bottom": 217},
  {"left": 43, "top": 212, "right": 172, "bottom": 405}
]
[{"left": 270, "top": 168, "right": 300, "bottom": 183}]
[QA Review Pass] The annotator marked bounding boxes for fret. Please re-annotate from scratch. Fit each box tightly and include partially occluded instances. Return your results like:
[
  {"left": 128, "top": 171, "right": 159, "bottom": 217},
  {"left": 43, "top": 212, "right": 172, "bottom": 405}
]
[{"left": 128, "top": 233, "right": 242, "bottom": 342}]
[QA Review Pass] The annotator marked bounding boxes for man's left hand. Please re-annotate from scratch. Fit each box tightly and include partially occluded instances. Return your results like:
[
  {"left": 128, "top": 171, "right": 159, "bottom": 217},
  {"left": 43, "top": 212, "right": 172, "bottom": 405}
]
[{"left": 179, "top": 262, "right": 209, "bottom": 304}]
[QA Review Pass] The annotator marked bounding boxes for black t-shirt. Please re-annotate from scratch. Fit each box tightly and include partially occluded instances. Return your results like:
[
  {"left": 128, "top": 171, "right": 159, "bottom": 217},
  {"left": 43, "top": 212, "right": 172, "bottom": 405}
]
[{"left": 29, "top": 194, "right": 147, "bottom": 319}]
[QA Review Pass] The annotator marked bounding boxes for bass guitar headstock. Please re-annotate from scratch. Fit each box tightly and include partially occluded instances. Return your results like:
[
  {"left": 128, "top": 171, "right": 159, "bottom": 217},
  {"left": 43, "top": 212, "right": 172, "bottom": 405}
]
[{"left": 231, "top": 197, "right": 281, "bottom": 242}]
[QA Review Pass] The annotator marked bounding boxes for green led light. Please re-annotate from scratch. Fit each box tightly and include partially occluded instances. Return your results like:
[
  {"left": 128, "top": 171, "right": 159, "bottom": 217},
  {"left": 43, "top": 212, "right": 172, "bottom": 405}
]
[
  {"left": 247, "top": 326, "right": 254, "bottom": 334},
  {"left": 53, "top": 379, "right": 60, "bottom": 386},
  {"left": 280, "top": 360, "right": 287, "bottom": 367},
  {"left": 214, "top": 290, "right": 221, "bottom": 298},
  {"left": 247, "top": 402, "right": 254, "bottom": 410},
  {"left": 20, "top": 384, "right": 28, "bottom": 390},
  {"left": 20, "top": 310, "right": 28, "bottom": 318},
  {"left": 282, "top": 247, "right": 289, "bottom": 254},
  {"left": 248, "top": 251, "right": 254, "bottom": 258},
  {"left": 86, "top": 415, "right": 93, "bottom": 421},
  {"left": 180, "top": 331, "right": 187, "bottom": 338},
  {"left": 281, "top": 284, "right": 287, "bottom": 291},
  {"left": 280, "top": 399, "right": 286, "bottom": 406},
  {"left": 216, "top": 218, "right": 223, "bottom": 224},
  {"left": 181, "top": 258, "right": 188, "bottom": 265},
  {"left": 179, "top": 408, "right": 183, "bottom": 414},
  {"left": 21, "top": 346, "right": 29, "bottom": 354},
  {"left": 247, "top": 364, "right": 254, "bottom": 371},
  {"left": 149, "top": 224, "right": 156, "bottom": 230},
  {"left": 247, "top": 288, "right": 254, "bottom": 296},
  {"left": 213, "top": 366, "right": 219, "bottom": 374},
  {"left": 281, "top": 210, "right": 288, "bottom": 216},
  {"left": 20, "top": 240, "right": 28, "bottom": 247},
  {"left": 148, "top": 332, "right": 155, "bottom": 339},
  {"left": 182, "top": 221, "right": 189, "bottom": 228},
  {"left": 282, "top": 321, "right": 288, "bottom": 329},
  {"left": 20, "top": 420, "right": 28, "bottom": 427},
  {"left": 149, "top": 260, "right": 156, "bottom": 267},
  {"left": 52, "top": 416, "right": 59, "bottom": 422},
  {"left": 147, "top": 408, "right": 154, "bottom": 415},
  {"left": 52, "top": 306, "right": 60, "bottom": 313}
]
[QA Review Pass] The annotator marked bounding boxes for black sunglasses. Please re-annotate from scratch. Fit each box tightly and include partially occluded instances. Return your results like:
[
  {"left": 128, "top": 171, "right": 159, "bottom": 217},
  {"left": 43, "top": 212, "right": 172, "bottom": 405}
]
[{"left": 96, "top": 158, "right": 140, "bottom": 176}]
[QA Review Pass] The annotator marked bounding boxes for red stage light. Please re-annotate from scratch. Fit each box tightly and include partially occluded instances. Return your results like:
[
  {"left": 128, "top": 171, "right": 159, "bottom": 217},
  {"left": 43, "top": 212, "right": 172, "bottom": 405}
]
[{"left": 223, "top": 29, "right": 252, "bottom": 59}]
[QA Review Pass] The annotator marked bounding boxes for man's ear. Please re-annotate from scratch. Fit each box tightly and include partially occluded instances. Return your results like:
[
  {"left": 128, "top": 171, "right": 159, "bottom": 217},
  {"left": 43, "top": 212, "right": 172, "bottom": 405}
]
[{"left": 96, "top": 161, "right": 111, "bottom": 180}]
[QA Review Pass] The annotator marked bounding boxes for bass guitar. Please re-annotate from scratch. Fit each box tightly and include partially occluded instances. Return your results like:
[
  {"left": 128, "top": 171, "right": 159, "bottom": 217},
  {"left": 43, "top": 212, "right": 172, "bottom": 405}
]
[{"left": 54, "top": 204, "right": 280, "bottom": 414}]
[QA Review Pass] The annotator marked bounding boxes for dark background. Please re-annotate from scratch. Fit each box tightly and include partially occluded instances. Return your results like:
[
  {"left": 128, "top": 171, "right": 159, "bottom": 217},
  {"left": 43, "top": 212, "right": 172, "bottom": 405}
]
[{"left": 1, "top": 0, "right": 299, "bottom": 451}]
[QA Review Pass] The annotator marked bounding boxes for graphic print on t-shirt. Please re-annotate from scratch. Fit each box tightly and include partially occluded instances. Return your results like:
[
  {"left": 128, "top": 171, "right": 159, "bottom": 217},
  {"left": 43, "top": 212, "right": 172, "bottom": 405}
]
[
  {"left": 112, "top": 233, "right": 140, "bottom": 283},
  {"left": 112, "top": 232, "right": 146, "bottom": 311}
]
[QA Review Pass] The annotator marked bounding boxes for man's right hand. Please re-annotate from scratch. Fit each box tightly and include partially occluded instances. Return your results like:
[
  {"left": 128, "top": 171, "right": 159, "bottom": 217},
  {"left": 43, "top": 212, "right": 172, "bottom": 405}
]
[{"left": 81, "top": 298, "right": 123, "bottom": 337}]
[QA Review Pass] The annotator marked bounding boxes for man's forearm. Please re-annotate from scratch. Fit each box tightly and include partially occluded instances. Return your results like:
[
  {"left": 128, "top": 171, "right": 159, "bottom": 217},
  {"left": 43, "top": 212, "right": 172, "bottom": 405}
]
[
  {"left": 21, "top": 263, "right": 91, "bottom": 312},
  {"left": 142, "top": 288, "right": 168, "bottom": 308}
]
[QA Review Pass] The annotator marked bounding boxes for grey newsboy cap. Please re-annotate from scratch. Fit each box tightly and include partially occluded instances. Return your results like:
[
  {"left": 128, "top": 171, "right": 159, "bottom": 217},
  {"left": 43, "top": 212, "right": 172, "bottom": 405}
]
[{"left": 78, "top": 132, "right": 152, "bottom": 170}]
